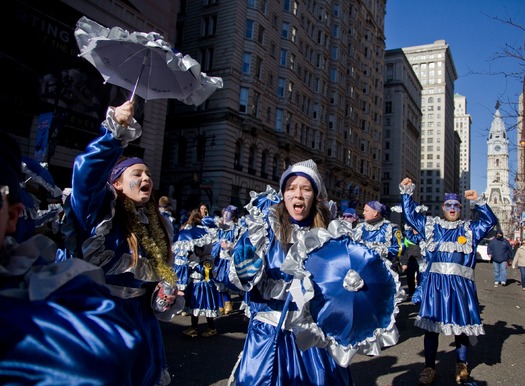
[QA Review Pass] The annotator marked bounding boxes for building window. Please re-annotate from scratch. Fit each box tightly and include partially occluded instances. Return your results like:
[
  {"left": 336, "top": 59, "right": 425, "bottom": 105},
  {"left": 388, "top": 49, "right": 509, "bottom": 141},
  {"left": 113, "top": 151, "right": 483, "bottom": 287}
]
[
  {"left": 234, "top": 140, "right": 243, "bottom": 171},
  {"left": 278, "top": 77, "right": 285, "bottom": 97},
  {"left": 385, "top": 101, "right": 392, "bottom": 114},
  {"left": 272, "top": 155, "right": 279, "bottom": 181},
  {"left": 280, "top": 49, "right": 287, "bottom": 66},
  {"left": 246, "top": 20, "right": 255, "bottom": 39},
  {"left": 242, "top": 52, "right": 252, "bottom": 74},
  {"left": 281, "top": 22, "right": 289, "bottom": 38},
  {"left": 252, "top": 91, "right": 260, "bottom": 117},
  {"left": 239, "top": 87, "right": 249, "bottom": 113},
  {"left": 248, "top": 145, "right": 256, "bottom": 175},
  {"left": 258, "top": 26, "right": 265, "bottom": 44},
  {"left": 201, "top": 15, "right": 217, "bottom": 37},
  {"left": 255, "top": 56, "right": 263, "bottom": 79},
  {"left": 199, "top": 47, "right": 214, "bottom": 72},
  {"left": 275, "top": 108, "right": 283, "bottom": 132},
  {"left": 261, "top": 150, "right": 268, "bottom": 178}
]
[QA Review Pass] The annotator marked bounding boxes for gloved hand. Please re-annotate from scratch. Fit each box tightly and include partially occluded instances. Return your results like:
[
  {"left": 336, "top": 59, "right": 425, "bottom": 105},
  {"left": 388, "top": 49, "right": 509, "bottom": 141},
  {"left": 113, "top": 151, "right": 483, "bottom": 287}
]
[{"left": 233, "top": 245, "right": 263, "bottom": 281}]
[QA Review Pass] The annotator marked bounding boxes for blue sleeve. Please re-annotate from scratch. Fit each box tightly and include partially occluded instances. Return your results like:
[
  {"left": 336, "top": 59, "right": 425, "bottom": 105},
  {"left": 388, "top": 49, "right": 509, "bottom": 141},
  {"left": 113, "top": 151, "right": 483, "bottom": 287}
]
[
  {"left": 401, "top": 194, "right": 428, "bottom": 240},
  {"left": 0, "top": 275, "right": 142, "bottom": 384},
  {"left": 70, "top": 128, "right": 123, "bottom": 230},
  {"left": 471, "top": 203, "right": 497, "bottom": 243}
]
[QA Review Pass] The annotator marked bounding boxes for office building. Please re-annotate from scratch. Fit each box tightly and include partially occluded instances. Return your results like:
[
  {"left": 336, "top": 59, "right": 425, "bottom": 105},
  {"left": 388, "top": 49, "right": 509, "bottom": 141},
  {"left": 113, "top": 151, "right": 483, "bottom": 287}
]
[{"left": 401, "top": 40, "right": 458, "bottom": 215}]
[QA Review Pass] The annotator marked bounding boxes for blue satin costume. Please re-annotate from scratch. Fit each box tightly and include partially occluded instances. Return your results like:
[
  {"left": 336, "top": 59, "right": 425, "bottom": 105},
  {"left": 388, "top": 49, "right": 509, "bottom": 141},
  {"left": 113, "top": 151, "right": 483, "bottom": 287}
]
[
  {"left": 353, "top": 218, "right": 405, "bottom": 262},
  {"left": 228, "top": 188, "right": 353, "bottom": 386},
  {"left": 401, "top": 188, "right": 497, "bottom": 335},
  {"left": 66, "top": 108, "right": 177, "bottom": 385},
  {"left": 173, "top": 225, "right": 220, "bottom": 317},
  {"left": 213, "top": 220, "right": 244, "bottom": 293},
  {"left": 0, "top": 234, "right": 142, "bottom": 385}
]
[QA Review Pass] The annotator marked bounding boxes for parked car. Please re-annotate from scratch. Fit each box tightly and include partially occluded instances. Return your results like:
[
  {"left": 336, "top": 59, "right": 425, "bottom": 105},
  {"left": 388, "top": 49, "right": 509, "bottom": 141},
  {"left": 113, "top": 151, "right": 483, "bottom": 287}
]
[{"left": 476, "top": 238, "right": 491, "bottom": 262}]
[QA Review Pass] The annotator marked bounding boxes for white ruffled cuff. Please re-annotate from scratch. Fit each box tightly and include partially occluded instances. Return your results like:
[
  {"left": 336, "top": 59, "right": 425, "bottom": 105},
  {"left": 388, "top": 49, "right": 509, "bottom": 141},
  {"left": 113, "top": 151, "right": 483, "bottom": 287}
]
[
  {"left": 103, "top": 106, "right": 142, "bottom": 147},
  {"left": 399, "top": 182, "right": 415, "bottom": 195}
]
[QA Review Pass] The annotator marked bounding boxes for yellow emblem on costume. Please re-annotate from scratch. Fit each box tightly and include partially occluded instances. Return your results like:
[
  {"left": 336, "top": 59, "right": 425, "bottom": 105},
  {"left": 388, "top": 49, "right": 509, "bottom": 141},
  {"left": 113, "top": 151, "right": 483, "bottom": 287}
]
[
  {"left": 203, "top": 260, "right": 214, "bottom": 282},
  {"left": 395, "top": 230, "right": 402, "bottom": 241},
  {"left": 457, "top": 235, "right": 467, "bottom": 244}
]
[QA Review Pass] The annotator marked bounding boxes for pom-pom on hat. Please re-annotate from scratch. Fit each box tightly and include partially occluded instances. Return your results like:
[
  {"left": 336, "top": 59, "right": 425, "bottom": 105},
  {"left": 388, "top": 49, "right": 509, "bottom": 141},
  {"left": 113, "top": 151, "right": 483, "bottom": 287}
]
[
  {"left": 444, "top": 192, "right": 461, "bottom": 203},
  {"left": 279, "top": 159, "right": 327, "bottom": 199}
]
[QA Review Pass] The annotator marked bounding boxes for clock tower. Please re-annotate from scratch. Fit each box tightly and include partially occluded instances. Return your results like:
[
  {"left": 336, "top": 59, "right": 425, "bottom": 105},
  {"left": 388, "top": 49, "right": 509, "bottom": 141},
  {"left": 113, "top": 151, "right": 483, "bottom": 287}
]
[{"left": 485, "top": 104, "right": 512, "bottom": 236}]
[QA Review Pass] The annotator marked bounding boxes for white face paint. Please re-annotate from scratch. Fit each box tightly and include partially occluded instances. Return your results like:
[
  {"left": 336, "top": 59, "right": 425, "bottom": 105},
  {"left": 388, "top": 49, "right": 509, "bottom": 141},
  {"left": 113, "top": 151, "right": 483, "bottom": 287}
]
[
  {"left": 442, "top": 201, "right": 461, "bottom": 221},
  {"left": 113, "top": 164, "right": 152, "bottom": 205},
  {"left": 283, "top": 175, "right": 315, "bottom": 222}
]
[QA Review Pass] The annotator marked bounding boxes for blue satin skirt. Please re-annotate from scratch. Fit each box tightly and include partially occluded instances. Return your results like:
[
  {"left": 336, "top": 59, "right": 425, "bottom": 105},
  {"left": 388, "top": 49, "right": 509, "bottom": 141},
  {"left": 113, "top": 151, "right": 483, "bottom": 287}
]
[{"left": 234, "top": 318, "right": 353, "bottom": 385}]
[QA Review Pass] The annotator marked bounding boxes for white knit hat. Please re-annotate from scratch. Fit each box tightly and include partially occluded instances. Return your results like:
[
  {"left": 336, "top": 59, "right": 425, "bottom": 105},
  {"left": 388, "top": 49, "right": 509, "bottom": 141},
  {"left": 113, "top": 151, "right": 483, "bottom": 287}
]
[{"left": 279, "top": 159, "right": 327, "bottom": 199}]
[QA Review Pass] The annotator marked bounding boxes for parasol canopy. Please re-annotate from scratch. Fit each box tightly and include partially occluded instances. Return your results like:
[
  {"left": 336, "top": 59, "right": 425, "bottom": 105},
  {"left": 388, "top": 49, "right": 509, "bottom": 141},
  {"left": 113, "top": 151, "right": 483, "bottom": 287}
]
[{"left": 74, "top": 16, "right": 223, "bottom": 105}]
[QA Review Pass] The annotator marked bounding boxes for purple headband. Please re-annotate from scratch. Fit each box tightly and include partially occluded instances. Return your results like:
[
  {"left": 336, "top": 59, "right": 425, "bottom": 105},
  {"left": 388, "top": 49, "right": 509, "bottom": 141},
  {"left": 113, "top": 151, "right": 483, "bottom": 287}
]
[
  {"left": 110, "top": 157, "right": 146, "bottom": 183},
  {"left": 224, "top": 205, "right": 238, "bottom": 213},
  {"left": 366, "top": 201, "right": 387, "bottom": 217},
  {"left": 444, "top": 192, "right": 461, "bottom": 203}
]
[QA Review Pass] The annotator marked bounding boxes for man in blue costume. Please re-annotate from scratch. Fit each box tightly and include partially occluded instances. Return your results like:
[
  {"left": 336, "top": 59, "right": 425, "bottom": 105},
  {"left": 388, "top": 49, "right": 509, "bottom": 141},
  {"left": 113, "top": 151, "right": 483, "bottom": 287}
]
[
  {"left": 0, "top": 132, "right": 142, "bottom": 384},
  {"left": 400, "top": 178, "right": 497, "bottom": 385}
]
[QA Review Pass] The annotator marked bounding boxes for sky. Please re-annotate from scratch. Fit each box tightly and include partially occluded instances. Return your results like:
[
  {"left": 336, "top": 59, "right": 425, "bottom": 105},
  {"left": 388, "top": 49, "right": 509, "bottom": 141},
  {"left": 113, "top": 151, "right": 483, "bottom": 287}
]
[{"left": 385, "top": 0, "right": 524, "bottom": 194}]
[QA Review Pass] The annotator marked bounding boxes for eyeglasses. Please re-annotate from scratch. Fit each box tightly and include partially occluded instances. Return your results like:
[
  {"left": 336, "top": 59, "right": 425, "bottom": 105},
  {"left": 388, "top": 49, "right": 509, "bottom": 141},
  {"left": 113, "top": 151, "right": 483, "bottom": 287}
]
[
  {"left": 0, "top": 185, "right": 9, "bottom": 210},
  {"left": 444, "top": 202, "right": 461, "bottom": 210}
]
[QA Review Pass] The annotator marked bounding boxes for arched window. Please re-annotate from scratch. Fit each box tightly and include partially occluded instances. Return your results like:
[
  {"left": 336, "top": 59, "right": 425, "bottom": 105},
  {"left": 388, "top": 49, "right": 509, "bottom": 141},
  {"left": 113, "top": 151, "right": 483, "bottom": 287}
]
[
  {"left": 272, "top": 154, "right": 279, "bottom": 181},
  {"left": 261, "top": 150, "right": 268, "bottom": 178},
  {"left": 234, "top": 140, "right": 243, "bottom": 171},
  {"left": 248, "top": 145, "right": 257, "bottom": 175}
]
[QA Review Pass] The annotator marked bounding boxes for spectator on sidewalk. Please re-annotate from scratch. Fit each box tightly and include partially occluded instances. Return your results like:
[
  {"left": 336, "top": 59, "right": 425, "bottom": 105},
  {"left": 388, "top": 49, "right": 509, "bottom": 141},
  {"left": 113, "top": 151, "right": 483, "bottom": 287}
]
[{"left": 488, "top": 229, "right": 513, "bottom": 287}]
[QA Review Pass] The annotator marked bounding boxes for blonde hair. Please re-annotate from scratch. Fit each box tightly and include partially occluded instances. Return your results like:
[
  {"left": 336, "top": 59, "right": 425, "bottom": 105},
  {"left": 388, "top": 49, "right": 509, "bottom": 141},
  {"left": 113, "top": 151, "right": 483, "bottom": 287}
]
[{"left": 159, "top": 196, "right": 171, "bottom": 208}]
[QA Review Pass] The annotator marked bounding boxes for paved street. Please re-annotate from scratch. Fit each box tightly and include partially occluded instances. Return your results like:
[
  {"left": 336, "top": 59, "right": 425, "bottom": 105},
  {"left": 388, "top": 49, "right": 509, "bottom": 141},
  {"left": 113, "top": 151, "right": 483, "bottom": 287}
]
[{"left": 161, "top": 261, "right": 525, "bottom": 385}]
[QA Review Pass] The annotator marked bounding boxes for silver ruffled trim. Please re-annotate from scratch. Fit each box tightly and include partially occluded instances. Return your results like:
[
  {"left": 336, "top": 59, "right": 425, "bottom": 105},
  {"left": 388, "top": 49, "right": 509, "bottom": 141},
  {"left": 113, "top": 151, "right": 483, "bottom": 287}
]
[
  {"left": 281, "top": 221, "right": 401, "bottom": 367},
  {"left": 415, "top": 316, "right": 485, "bottom": 336},
  {"left": 171, "top": 227, "right": 217, "bottom": 257},
  {"left": 103, "top": 106, "right": 142, "bottom": 147},
  {"left": 399, "top": 182, "right": 415, "bottom": 195},
  {"left": 423, "top": 217, "right": 474, "bottom": 255},
  {"left": 21, "top": 162, "right": 63, "bottom": 198}
]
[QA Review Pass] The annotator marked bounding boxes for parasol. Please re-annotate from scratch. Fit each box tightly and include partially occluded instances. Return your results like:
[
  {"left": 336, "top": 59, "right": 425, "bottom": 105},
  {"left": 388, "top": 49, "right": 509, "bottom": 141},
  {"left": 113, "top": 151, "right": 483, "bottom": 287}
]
[
  {"left": 281, "top": 223, "right": 400, "bottom": 367},
  {"left": 74, "top": 16, "right": 222, "bottom": 105}
]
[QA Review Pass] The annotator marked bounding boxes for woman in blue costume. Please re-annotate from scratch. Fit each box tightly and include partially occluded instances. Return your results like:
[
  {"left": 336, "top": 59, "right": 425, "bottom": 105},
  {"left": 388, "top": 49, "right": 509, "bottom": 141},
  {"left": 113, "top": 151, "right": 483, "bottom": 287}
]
[
  {"left": 0, "top": 132, "right": 142, "bottom": 385},
  {"left": 399, "top": 178, "right": 497, "bottom": 385},
  {"left": 173, "top": 209, "right": 220, "bottom": 337},
  {"left": 213, "top": 205, "right": 244, "bottom": 315},
  {"left": 65, "top": 101, "right": 184, "bottom": 386},
  {"left": 227, "top": 159, "right": 354, "bottom": 385}
]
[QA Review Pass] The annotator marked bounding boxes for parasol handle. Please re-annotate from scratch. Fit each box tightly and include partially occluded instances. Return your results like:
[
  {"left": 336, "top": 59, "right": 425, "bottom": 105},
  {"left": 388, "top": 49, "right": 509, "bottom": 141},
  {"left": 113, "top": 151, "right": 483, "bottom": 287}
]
[
  {"left": 273, "top": 291, "right": 293, "bottom": 344},
  {"left": 129, "top": 53, "right": 150, "bottom": 102}
]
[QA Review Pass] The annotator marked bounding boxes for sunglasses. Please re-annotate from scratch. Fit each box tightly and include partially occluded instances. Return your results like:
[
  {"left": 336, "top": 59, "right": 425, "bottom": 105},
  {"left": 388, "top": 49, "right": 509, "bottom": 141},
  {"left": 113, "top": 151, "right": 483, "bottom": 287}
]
[
  {"left": 0, "top": 185, "right": 9, "bottom": 210},
  {"left": 444, "top": 202, "right": 461, "bottom": 210}
]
